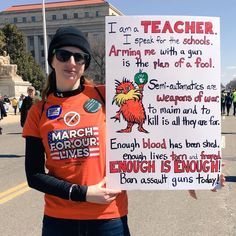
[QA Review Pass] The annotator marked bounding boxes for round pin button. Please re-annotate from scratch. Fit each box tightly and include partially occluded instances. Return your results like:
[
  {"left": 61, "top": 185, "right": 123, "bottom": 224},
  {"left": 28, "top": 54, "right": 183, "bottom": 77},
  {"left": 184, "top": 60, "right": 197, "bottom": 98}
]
[
  {"left": 84, "top": 99, "right": 102, "bottom": 113},
  {"left": 46, "top": 105, "right": 62, "bottom": 120}
]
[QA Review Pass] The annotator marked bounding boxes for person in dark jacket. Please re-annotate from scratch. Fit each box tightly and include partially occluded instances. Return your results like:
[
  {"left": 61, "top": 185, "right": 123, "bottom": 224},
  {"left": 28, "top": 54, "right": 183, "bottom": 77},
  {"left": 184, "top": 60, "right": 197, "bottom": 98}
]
[
  {"left": 0, "top": 95, "right": 7, "bottom": 134},
  {"left": 20, "top": 86, "right": 35, "bottom": 127},
  {"left": 225, "top": 91, "right": 233, "bottom": 116}
]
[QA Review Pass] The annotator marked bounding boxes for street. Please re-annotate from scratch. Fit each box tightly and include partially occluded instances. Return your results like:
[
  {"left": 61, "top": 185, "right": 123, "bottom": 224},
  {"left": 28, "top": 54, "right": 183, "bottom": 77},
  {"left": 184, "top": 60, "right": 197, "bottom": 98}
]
[{"left": 0, "top": 114, "right": 235, "bottom": 236}]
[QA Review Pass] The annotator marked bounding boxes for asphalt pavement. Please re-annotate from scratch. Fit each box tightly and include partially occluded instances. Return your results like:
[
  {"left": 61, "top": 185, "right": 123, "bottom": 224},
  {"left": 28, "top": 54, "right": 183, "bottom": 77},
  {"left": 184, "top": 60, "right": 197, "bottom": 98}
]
[{"left": 0, "top": 112, "right": 235, "bottom": 236}]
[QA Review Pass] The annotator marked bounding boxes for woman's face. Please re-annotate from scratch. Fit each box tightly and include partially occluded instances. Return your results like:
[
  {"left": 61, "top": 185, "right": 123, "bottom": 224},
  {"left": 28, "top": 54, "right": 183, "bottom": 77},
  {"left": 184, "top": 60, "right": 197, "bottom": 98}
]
[{"left": 51, "top": 46, "right": 86, "bottom": 91}]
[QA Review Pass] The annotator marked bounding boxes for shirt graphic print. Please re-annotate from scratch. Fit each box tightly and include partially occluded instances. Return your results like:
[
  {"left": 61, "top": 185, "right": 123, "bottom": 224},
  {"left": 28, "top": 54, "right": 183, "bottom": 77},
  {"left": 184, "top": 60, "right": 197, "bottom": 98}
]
[{"left": 48, "top": 127, "right": 100, "bottom": 160}]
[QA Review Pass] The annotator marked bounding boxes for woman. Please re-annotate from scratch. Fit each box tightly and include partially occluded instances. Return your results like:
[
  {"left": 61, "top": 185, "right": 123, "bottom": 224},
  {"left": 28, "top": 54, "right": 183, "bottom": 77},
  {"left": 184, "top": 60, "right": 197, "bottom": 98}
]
[{"left": 23, "top": 26, "right": 130, "bottom": 236}]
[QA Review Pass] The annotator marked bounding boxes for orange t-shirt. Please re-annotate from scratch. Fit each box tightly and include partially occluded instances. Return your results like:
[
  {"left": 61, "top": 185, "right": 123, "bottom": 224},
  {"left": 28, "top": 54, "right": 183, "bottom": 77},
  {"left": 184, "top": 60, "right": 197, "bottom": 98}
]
[{"left": 23, "top": 83, "right": 128, "bottom": 220}]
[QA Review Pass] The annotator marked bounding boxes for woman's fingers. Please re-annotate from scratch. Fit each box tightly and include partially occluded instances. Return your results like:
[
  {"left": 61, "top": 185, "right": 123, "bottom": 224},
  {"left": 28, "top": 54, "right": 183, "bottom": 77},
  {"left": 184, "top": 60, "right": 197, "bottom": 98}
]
[
  {"left": 104, "top": 188, "right": 122, "bottom": 195},
  {"left": 105, "top": 195, "right": 117, "bottom": 203},
  {"left": 212, "top": 173, "right": 226, "bottom": 192},
  {"left": 86, "top": 179, "right": 122, "bottom": 204},
  {"left": 97, "top": 178, "right": 106, "bottom": 188},
  {"left": 220, "top": 173, "right": 226, "bottom": 187},
  {"left": 100, "top": 178, "right": 122, "bottom": 195},
  {"left": 188, "top": 190, "right": 197, "bottom": 200},
  {"left": 188, "top": 163, "right": 225, "bottom": 199}
]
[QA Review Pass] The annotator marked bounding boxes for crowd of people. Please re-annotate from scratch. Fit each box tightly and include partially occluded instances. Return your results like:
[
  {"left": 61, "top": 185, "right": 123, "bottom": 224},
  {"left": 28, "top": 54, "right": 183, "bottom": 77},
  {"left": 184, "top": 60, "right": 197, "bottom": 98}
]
[
  {"left": 0, "top": 86, "right": 41, "bottom": 134},
  {"left": 221, "top": 89, "right": 236, "bottom": 116}
]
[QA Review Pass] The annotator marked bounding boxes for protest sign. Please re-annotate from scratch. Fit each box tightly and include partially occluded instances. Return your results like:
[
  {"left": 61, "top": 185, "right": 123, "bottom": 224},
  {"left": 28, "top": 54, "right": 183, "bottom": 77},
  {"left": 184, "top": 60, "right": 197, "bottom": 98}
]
[{"left": 105, "top": 16, "right": 221, "bottom": 190}]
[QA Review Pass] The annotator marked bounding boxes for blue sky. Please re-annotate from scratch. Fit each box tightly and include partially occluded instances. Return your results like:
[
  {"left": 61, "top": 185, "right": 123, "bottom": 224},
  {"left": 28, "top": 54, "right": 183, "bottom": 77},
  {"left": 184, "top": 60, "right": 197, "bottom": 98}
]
[{"left": 0, "top": 0, "right": 235, "bottom": 85}]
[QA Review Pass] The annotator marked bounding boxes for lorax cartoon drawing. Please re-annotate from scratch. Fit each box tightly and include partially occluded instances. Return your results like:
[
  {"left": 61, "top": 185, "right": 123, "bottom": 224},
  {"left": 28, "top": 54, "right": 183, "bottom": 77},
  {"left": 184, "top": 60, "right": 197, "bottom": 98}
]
[{"left": 111, "top": 70, "right": 148, "bottom": 133}]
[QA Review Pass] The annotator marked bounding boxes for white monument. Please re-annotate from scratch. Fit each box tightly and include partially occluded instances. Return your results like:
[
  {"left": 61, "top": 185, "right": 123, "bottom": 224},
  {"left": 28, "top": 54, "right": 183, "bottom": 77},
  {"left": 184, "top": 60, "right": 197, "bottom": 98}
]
[{"left": 0, "top": 51, "right": 31, "bottom": 97}]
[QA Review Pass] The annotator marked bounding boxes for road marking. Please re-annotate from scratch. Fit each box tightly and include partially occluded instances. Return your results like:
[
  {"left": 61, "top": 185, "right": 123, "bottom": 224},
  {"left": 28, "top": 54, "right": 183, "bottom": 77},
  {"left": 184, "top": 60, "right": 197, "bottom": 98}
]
[
  {"left": 221, "top": 135, "right": 225, "bottom": 149},
  {"left": 0, "top": 182, "right": 30, "bottom": 205}
]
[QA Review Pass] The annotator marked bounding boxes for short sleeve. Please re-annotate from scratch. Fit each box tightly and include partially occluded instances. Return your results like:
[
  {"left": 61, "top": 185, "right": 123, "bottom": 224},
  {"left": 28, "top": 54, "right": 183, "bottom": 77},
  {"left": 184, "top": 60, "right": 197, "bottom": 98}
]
[{"left": 22, "top": 102, "right": 43, "bottom": 138}]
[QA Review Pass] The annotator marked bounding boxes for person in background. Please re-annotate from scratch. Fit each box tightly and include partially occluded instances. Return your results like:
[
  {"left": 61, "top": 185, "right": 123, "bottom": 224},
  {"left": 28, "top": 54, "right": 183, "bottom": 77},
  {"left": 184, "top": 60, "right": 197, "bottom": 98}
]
[
  {"left": 22, "top": 26, "right": 130, "bottom": 236},
  {"left": 34, "top": 90, "right": 42, "bottom": 103},
  {"left": 0, "top": 95, "right": 7, "bottom": 134},
  {"left": 225, "top": 91, "right": 233, "bottom": 116},
  {"left": 18, "top": 94, "right": 25, "bottom": 113},
  {"left": 232, "top": 89, "right": 236, "bottom": 116},
  {"left": 3, "top": 95, "right": 10, "bottom": 113},
  {"left": 11, "top": 97, "right": 18, "bottom": 115},
  {"left": 20, "top": 86, "right": 35, "bottom": 127},
  {"left": 221, "top": 90, "right": 226, "bottom": 115}
]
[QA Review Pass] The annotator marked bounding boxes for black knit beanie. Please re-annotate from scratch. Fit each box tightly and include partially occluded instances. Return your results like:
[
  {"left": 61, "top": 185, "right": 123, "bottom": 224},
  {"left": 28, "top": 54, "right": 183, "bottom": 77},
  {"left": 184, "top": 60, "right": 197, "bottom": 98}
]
[{"left": 48, "top": 26, "right": 91, "bottom": 70}]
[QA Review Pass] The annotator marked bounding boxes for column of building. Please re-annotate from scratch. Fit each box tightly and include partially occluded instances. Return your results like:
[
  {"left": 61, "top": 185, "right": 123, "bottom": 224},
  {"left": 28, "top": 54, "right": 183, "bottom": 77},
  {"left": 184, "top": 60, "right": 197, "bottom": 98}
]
[{"left": 33, "top": 35, "right": 40, "bottom": 64}]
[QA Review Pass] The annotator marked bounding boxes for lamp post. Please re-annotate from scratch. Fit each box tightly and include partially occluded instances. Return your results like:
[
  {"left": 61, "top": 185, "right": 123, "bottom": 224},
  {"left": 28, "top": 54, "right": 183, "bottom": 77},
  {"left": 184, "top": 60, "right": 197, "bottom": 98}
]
[{"left": 42, "top": 0, "right": 49, "bottom": 76}]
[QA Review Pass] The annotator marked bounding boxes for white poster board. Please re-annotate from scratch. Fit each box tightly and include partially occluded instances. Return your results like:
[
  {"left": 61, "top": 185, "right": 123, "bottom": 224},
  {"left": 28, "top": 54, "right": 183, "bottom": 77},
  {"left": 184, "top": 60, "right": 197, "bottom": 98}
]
[{"left": 105, "top": 16, "right": 221, "bottom": 190}]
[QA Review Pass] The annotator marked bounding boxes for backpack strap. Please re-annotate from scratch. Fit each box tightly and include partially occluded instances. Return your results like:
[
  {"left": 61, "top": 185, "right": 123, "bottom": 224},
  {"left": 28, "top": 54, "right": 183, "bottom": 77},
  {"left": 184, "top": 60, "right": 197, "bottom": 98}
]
[
  {"left": 40, "top": 101, "right": 46, "bottom": 119},
  {"left": 94, "top": 86, "right": 105, "bottom": 105}
]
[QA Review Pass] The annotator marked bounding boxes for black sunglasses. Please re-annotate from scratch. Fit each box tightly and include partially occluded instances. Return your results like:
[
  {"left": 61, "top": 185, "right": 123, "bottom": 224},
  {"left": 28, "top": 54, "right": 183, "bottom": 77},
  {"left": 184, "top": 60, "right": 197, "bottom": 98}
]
[{"left": 53, "top": 49, "right": 90, "bottom": 65}]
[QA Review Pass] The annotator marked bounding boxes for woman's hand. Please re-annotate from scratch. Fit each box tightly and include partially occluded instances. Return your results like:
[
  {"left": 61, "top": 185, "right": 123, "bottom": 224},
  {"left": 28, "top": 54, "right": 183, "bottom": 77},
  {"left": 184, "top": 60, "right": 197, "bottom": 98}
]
[
  {"left": 211, "top": 173, "right": 226, "bottom": 192},
  {"left": 188, "top": 189, "right": 197, "bottom": 200},
  {"left": 188, "top": 173, "right": 226, "bottom": 200},
  {"left": 86, "top": 178, "right": 122, "bottom": 204}
]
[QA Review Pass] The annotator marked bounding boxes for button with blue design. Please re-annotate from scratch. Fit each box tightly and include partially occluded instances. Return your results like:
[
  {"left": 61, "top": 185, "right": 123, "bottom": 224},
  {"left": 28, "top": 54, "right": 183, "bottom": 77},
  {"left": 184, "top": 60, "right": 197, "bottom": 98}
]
[{"left": 46, "top": 105, "right": 62, "bottom": 119}]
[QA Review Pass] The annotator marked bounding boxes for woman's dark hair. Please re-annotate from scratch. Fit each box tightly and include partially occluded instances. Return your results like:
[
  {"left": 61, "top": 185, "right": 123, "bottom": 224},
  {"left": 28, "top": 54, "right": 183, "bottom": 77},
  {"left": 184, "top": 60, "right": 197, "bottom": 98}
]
[{"left": 41, "top": 70, "right": 56, "bottom": 101}]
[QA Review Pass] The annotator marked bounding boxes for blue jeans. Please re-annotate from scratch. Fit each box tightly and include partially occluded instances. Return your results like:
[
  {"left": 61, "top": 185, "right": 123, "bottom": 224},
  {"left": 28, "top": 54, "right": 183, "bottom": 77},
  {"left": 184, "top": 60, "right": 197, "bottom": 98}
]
[{"left": 42, "top": 215, "right": 131, "bottom": 236}]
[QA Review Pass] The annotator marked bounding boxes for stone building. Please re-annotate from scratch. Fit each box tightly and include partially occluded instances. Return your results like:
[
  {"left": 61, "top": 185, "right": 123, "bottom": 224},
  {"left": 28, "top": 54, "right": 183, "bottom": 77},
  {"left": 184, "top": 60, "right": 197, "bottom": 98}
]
[{"left": 0, "top": 0, "right": 123, "bottom": 82}]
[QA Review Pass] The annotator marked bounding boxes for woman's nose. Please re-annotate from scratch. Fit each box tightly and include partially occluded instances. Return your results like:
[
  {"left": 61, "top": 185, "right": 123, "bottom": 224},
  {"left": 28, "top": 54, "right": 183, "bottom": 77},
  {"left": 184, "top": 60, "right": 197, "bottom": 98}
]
[{"left": 68, "top": 55, "right": 76, "bottom": 65}]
